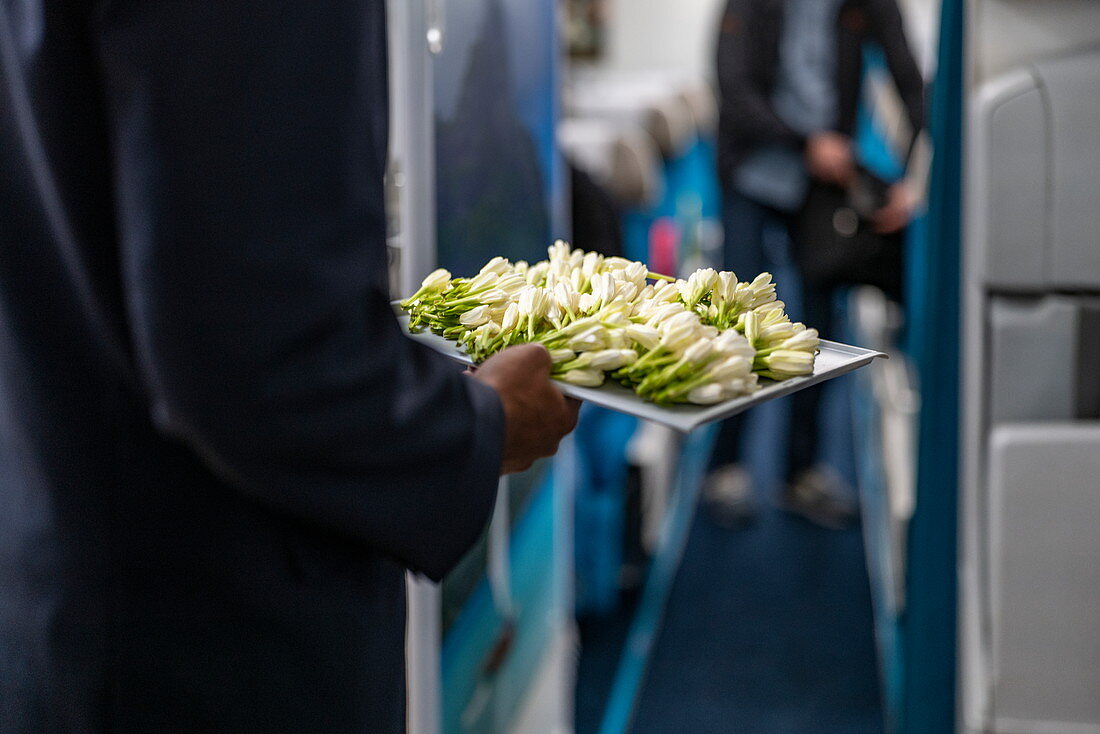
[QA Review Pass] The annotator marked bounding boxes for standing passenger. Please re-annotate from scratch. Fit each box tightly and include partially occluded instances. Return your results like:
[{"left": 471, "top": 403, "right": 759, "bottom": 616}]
[{"left": 706, "top": 0, "right": 924, "bottom": 527}]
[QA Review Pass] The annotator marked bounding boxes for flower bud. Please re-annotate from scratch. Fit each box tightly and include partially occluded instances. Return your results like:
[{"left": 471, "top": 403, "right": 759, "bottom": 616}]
[
  {"left": 625, "top": 324, "right": 660, "bottom": 350},
  {"left": 779, "top": 328, "right": 820, "bottom": 352},
  {"left": 496, "top": 274, "right": 528, "bottom": 295},
  {"left": 548, "top": 240, "right": 571, "bottom": 262},
  {"left": 706, "top": 355, "right": 752, "bottom": 381},
  {"left": 420, "top": 268, "right": 452, "bottom": 293},
  {"left": 582, "top": 251, "right": 604, "bottom": 278},
  {"left": 714, "top": 271, "right": 737, "bottom": 304},
  {"left": 479, "top": 289, "right": 509, "bottom": 305},
  {"left": 459, "top": 305, "right": 491, "bottom": 327},
  {"left": 621, "top": 261, "right": 648, "bottom": 287},
  {"left": 683, "top": 339, "right": 713, "bottom": 364},
  {"left": 480, "top": 256, "right": 512, "bottom": 276},
  {"left": 588, "top": 348, "right": 638, "bottom": 370},
  {"left": 687, "top": 383, "right": 726, "bottom": 405},
  {"left": 712, "top": 329, "right": 755, "bottom": 359},
  {"left": 742, "top": 310, "right": 761, "bottom": 346},
  {"left": 500, "top": 303, "right": 520, "bottom": 332},
  {"left": 469, "top": 271, "right": 500, "bottom": 291},
  {"left": 567, "top": 326, "right": 607, "bottom": 351},
  {"left": 519, "top": 287, "right": 552, "bottom": 319},
  {"left": 557, "top": 369, "right": 605, "bottom": 387},
  {"left": 525, "top": 262, "right": 549, "bottom": 285},
  {"left": 763, "top": 350, "right": 815, "bottom": 376},
  {"left": 651, "top": 281, "right": 680, "bottom": 303}
]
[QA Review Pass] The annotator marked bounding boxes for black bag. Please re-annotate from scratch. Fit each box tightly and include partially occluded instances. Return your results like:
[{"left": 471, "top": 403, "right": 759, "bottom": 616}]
[{"left": 792, "top": 166, "right": 905, "bottom": 302}]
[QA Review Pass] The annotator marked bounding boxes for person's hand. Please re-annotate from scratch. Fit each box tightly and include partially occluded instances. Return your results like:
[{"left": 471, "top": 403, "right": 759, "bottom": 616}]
[
  {"left": 471, "top": 344, "right": 581, "bottom": 474},
  {"left": 872, "top": 182, "right": 916, "bottom": 234},
  {"left": 805, "top": 132, "right": 854, "bottom": 186}
]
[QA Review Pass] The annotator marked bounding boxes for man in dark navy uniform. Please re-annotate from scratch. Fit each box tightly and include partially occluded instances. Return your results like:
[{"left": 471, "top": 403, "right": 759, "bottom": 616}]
[{"left": 0, "top": 1, "right": 577, "bottom": 731}]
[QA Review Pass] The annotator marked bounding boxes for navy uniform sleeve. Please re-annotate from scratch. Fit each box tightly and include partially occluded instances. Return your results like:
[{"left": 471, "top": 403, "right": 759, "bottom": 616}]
[{"left": 92, "top": 0, "right": 503, "bottom": 581}]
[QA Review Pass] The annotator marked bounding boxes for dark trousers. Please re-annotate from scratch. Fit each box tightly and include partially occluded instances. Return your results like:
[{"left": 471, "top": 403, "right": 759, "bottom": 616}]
[{"left": 710, "top": 186, "right": 834, "bottom": 483}]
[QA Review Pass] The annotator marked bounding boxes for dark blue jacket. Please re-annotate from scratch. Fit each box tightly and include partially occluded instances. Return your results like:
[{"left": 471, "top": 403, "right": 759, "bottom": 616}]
[
  {"left": 715, "top": 0, "right": 926, "bottom": 180},
  {"left": 0, "top": 1, "right": 503, "bottom": 731}
]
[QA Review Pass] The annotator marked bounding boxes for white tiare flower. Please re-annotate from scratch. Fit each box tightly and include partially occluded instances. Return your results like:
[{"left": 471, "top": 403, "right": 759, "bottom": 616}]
[
  {"left": 619, "top": 261, "right": 648, "bottom": 288},
  {"left": 778, "top": 327, "right": 820, "bottom": 352},
  {"left": 760, "top": 322, "right": 798, "bottom": 343},
  {"left": 525, "top": 261, "right": 550, "bottom": 285},
  {"left": 605, "top": 330, "right": 629, "bottom": 349},
  {"left": 578, "top": 293, "right": 598, "bottom": 314},
  {"left": 468, "top": 271, "right": 500, "bottom": 291},
  {"left": 625, "top": 324, "right": 660, "bottom": 350},
  {"left": 581, "top": 251, "right": 604, "bottom": 279},
  {"left": 571, "top": 348, "right": 638, "bottom": 371},
  {"left": 677, "top": 268, "right": 718, "bottom": 307},
  {"left": 496, "top": 274, "right": 528, "bottom": 296},
  {"left": 719, "top": 375, "right": 758, "bottom": 397},
  {"left": 557, "top": 369, "right": 605, "bottom": 387},
  {"left": 712, "top": 329, "right": 755, "bottom": 359},
  {"left": 548, "top": 240, "right": 571, "bottom": 263},
  {"left": 660, "top": 310, "right": 702, "bottom": 334},
  {"left": 754, "top": 299, "right": 786, "bottom": 315},
  {"left": 460, "top": 305, "right": 491, "bottom": 327},
  {"left": 650, "top": 281, "right": 680, "bottom": 303},
  {"left": 612, "top": 282, "right": 639, "bottom": 305},
  {"left": 746, "top": 272, "right": 777, "bottom": 307},
  {"left": 742, "top": 310, "right": 761, "bottom": 346},
  {"left": 603, "top": 256, "right": 633, "bottom": 272},
  {"left": 682, "top": 339, "right": 714, "bottom": 365},
  {"left": 470, "top": 322, "right": 501, "bottom": 344},
  {"left": 687, "top": 383, "right": 726, "bottom": 405},
  {"left": 546, "top": 258, "right": 573, "bottom": 288},
  {"left": 646, "top": 302, "right": 689, "bottom": 326},
  {"left": 500, "top": 302, "right": 520, "bottom": 333},
  {"left": 567, "top": 326, "right": 608, "bottom": 351},
  {"left": 478, "top": 288, "right": 510, "bottom": 305},
  {"left": 571, "top": 268, "right": 586, "bottom": 292},
  {"left": 547, "top": 300, "right": 563, "bottom": 324},
  {"left": 706, "top": 355, "right": 753, "bottom": 381},
  {"left": 553, "top": 283, "right": 580, "bottom": 316},
  {"left": 660, "top": 324, "right": 702, "bottom": 353},
  {"left": 420, "top": 268, "right": 452, "bottom": 293},
  {"left": 480, "top": 256, "right": 512, "bottom": 276},
  {"left": 518, "top": 287, "right": 552, "bottom": 319},
  {"left": 762, "top": 349, "right": 815, "bottom": 376},
  {"left": 713, "top": 271, "right": 738, "bottom": 305},
  {"left": 548, "top": 348, "right": 576, "bottom": 363},
  {"left": 590, "top": 272, "right": 616, "bottom": 306}
]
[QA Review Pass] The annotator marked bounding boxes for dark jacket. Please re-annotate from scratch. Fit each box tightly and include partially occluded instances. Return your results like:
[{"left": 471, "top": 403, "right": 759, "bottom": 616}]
[
  {"left": 0, "top": 1, "right": 502, "bottom": 731},
  {"left": 715, "top": 0, "right": 925, "bottom": 182}
]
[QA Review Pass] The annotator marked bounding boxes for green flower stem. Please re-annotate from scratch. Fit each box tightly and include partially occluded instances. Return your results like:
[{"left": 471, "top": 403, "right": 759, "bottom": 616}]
[
  {"left": 652, "top": 371, "right": 716, "bottom": 402},
  {"left": 647, "top": 271, "right": 676, "bottom": 282}
]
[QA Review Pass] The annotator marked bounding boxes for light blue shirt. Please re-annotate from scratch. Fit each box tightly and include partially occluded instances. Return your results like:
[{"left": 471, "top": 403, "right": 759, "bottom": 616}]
[{"left": 733, "top": 0, "right": 844, "bottom": 211}]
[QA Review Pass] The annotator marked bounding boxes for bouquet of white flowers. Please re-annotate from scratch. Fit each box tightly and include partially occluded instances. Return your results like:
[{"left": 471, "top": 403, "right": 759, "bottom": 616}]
[{"left": 400, "top": 241, "right": 820, "bottom": 405}]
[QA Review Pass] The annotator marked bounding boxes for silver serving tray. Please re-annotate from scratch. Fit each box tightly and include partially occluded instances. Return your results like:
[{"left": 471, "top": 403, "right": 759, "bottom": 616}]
[{"left": 396, "top": 309, "right": 886, "bottom": 433}]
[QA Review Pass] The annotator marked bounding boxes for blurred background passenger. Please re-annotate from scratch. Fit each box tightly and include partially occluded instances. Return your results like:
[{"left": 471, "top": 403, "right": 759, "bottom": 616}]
[{"left": 705, "top": 0, "right": 924, "bottom": 528}]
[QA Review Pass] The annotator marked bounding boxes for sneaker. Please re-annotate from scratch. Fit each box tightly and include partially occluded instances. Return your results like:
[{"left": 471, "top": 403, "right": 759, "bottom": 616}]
[
  {"left": 778, "top": 466, "right": 858, "bottom": 530},
  {"left": 702, "top": 464, "right": 758, "bottom": 528}
]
